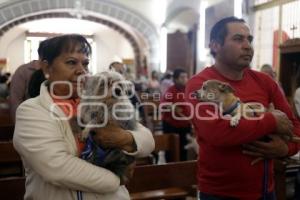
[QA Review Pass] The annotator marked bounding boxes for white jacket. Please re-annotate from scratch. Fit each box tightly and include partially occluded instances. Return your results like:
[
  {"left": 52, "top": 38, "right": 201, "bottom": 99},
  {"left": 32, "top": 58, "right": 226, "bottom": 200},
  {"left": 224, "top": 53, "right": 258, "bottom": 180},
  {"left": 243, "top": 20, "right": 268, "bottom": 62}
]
[
  {"left": 13, "top": 83, "right": 155, "bottom": 200},
  {"left": 294, "top": 87, "right": 300, "bottom": 118}
]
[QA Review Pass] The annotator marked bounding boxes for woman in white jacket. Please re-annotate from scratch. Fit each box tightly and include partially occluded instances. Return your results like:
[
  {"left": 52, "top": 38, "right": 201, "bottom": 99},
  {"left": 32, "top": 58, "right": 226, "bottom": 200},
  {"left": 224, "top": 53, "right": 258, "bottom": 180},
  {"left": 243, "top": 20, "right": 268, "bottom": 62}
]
[{"left": 13, "top": 34, "right": 155, "bottom": 200}]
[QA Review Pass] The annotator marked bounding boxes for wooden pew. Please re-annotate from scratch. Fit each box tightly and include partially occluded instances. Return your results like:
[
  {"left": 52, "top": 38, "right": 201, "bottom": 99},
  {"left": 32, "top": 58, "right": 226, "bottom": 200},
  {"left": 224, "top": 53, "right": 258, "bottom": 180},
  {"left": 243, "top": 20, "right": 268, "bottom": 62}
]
[
  {"left": 0, "top": 125, "right": 15, "bottom": 141},
  {"left": 127, "top": 160, "right": 197, "bottom": 200},
  {"left": 0, "top": 141, "right": 23, "bottom": 177},
  {"left": 0, "top": 102, "right": 13, "bottom": 126},
  {"left": 153, "top": 134, "right": 180, "bottom": 162},
  {"left": 136, "top": 134, "right": 180, "bottom": 165},
  {"left": 0, "top": 176, "right": 25, "bottom": 200},
  {"left": 274, "top": 160, "right": 300, "bottom": 200}
]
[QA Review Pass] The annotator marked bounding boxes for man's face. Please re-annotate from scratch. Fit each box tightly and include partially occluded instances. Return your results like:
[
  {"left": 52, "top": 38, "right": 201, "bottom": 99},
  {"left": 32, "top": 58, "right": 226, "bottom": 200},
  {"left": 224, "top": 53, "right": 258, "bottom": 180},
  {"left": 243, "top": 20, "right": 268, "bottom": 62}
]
[
  {"left": 214, "top": 22, "right": 254, "bottom": 71},
  {"left": 175, "top": 73, "right": 188, "bottom": 87}
]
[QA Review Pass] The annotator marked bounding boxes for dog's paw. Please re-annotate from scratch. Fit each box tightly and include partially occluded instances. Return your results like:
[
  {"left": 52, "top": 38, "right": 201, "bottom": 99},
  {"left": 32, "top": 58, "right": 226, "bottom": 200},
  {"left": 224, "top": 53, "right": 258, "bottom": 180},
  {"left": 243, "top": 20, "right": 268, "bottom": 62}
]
[
  {"left": 230, "top": 117, "right": 240, "bottom": 127},
  {"left": 80, "top": 127, "right": 90, "bottom": 141},
  {"left": 184, "top": 134, "right": 199, "bottom": 154}
]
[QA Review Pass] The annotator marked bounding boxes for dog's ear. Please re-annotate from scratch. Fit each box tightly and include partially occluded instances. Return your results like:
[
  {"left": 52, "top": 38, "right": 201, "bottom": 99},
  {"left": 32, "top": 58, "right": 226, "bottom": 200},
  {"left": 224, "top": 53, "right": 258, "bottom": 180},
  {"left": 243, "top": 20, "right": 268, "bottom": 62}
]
[{"left": 218, "top": 82, "right": 234, "bottom": 93}]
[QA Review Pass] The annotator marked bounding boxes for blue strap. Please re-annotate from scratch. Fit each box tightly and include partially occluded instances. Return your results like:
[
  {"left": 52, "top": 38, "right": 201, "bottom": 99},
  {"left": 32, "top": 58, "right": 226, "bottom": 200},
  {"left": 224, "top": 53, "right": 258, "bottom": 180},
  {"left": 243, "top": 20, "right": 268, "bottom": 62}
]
[
  {"left": 263, "top": 159, "right": 269, "bottom": 200},
  {"left": 77, "top": 134, "right": 108, "bottom": 200},
  {"left": 81, "top": 134, "right": 107, "bottom": 165},
  {"left": 222, "top": 101, "right": 240, "bottom": 115},
  {"left": 77, "top": 190, "right": 83, "bottom": 200}
]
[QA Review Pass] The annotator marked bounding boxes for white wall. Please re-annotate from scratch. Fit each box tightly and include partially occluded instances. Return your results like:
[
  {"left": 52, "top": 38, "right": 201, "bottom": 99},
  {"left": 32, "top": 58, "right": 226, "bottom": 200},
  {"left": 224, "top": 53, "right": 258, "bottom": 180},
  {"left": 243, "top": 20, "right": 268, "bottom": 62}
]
[
  {"left": 0, "top": 20, "right": 134, "bottom": 74},
  {"left": 94, "top": 28, "right": 134, "bottom": 73},
  {"left": 0, "top": 26, "right": 25, "bottom": 73},
  {"left": 6, "top": 33, "right": 25, "bottom": 72}
]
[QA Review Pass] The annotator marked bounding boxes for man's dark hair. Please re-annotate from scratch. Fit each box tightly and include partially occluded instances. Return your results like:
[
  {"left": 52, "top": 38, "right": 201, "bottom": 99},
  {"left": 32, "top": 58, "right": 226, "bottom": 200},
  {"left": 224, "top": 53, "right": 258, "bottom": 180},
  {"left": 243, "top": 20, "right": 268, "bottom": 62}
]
[
  {"left": 42, "top": 34, "right": 92, "bottom": 65},
  {"left": 209, "top": 16, "right": 245, "bottom": 57},
  {"left": 173, "top": 68, "right": 187, "bottom": 80}
]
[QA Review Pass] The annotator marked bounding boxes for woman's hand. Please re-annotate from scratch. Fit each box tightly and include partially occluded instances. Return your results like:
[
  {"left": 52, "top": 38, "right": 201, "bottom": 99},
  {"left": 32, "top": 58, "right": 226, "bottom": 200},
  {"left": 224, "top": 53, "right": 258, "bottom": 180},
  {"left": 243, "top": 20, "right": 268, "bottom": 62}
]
[{"left": 92, "top": 122, "right": 136, "bottom": 152}]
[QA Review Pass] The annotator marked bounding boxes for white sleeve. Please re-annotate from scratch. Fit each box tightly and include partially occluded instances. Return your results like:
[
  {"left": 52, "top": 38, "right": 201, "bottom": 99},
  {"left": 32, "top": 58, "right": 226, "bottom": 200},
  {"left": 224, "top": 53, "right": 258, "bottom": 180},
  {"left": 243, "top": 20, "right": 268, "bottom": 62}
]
[
  {"left": 294, "top": 88, "right": 300, "bottom": 117},
  {"left": 13, "top": 102, "right": 120, "bottom": 194},
  {"left": 127, "top": 123, "right": 155, "bottom": 157}
]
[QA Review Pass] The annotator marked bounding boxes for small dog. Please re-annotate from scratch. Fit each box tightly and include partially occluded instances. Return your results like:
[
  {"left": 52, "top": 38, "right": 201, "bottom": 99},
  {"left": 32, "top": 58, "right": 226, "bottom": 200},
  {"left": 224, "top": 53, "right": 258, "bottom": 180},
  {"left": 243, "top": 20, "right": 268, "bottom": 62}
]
[
  {"left": 196, "top": 79, "right": 264, "bottom": 127},
  {"left": 196, "top": 79, "right": 300, "bottom": 164},
  {"left": 196, "top": 79, "right": 299, "bottom": 141},
  {"left": 73, "top": 71, "right": 137, "bottom": 183}
]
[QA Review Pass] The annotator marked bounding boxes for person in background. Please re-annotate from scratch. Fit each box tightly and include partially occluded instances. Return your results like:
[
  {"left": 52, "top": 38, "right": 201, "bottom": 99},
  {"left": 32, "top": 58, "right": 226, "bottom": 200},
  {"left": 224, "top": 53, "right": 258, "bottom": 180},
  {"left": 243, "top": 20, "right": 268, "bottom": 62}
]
[
  {"left": 13, "top": 34, "right": 154, "bottom": 200},
  {"left": 260, "top": 64, "right": 285, "bottom": 95},
  {"left": 109, "top": 61, "right": 146, "bottom": 125},
  {"left": 9, "top": 40, "right": 47, "bottom": 122},
  {"left": 161, "top": 68, "right": 191, "bottom": 161},
  {"left": 147, "top": 70, "right": 160, "bottom": 93},
  {"left": 160, "top": 71, "right": 174, "bottom": 96},
  {"left": 260, "top": 64, "right": 276, "bottom": 80},
  {"left": 293, "top": 72, "right": 300, "bottom": 118},
  {"left": 27, "top": 69, "right": 46, "bottom": 98},
  {"left": 185, "top": 16, "right": 300, "bottom": 200}
]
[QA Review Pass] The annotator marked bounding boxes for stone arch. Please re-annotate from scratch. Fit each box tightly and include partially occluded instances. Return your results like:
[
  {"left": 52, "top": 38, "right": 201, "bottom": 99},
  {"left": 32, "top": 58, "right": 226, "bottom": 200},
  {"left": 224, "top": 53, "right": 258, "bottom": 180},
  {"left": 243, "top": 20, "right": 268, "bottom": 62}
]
[{"left": 0, "top": 0, "right": 160, "bottom": 73}]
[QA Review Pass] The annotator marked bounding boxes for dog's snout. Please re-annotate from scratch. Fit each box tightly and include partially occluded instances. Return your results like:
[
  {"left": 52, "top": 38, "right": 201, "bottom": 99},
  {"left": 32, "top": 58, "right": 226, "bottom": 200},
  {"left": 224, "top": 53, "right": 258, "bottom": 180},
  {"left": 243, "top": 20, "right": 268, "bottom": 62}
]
[{"left": 196, "top": 89, "right": 203, "bottom": 99}]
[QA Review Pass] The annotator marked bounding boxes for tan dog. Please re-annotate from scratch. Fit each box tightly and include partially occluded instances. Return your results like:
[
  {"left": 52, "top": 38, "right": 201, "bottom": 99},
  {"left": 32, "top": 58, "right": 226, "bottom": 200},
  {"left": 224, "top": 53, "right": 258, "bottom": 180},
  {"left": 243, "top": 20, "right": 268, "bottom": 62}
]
[{"left": 196, "top": 79, "right": 265, "bottom": 127}]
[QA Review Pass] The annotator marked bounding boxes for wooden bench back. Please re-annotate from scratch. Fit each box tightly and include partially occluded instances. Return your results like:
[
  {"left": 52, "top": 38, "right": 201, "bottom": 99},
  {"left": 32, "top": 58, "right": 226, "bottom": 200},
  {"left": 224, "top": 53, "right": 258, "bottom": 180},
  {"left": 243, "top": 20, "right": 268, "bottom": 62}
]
[
  {"left": 127, "top": 160, "right": 197, "bottom": 193},
  {"left": 0, "top": 141, "right": 20, "bottom": 163},
  {"left": 0, "top": 176, "right": 25, "bottom": 200},
  {"left": 0, "top": 141, "right": 23, "bottom": 177},
  {"left": 0, "top": 125, "right": 15, "bottom": 141},
  {"left": 0, "top": 103, "right": 13, "bottom": 126},
  {"left": 153, "top": 134, "right": 180, "bottom": 162}
]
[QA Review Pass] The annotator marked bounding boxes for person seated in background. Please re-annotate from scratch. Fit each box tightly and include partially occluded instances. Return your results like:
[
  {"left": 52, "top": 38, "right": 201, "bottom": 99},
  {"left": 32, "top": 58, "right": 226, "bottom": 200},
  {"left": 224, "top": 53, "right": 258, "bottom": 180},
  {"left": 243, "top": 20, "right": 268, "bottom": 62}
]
[
  {"left": 109, "top": 61, "right": 146, "bottom": 125},
  {"left": 13, "top": 34, "right": 154, "bottom": 200},
  {"left": 161, "top": 68, "right": 192, "bottom": 161}
]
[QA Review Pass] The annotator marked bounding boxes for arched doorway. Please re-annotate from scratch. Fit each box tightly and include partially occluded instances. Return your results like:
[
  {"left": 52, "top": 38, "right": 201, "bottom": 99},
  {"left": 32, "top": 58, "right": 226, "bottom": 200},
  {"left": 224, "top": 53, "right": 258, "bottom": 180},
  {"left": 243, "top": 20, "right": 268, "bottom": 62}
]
[{"left": 0, "top": 0, "right": 160, "bottom": 75}]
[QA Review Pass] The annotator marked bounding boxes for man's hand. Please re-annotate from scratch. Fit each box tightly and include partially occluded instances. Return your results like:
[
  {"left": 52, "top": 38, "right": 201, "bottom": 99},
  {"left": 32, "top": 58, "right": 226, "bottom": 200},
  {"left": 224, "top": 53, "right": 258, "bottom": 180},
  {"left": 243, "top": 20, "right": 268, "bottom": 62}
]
[
  {"left": 92, "top": 122, "right": 136, "bottom": 152},
  {"left": 242, "top": 135, "right": 289, "bottom": 164},
  {"left": 270, "top": 109, "right": 293, "bottom": 138}
]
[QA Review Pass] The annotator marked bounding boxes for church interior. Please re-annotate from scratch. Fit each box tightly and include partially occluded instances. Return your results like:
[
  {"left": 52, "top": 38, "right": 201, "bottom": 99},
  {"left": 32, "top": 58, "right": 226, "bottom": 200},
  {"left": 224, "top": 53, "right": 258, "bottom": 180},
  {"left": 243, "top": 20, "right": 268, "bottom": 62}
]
[{"left": 1, "top": 0, "right": 300, "bottom": 199}]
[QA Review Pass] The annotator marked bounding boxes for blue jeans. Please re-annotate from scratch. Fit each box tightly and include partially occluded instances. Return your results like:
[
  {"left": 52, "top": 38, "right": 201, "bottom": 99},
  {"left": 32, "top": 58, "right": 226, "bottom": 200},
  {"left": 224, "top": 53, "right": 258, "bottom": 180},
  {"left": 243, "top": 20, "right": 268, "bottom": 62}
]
[{"left": 199, "top": 191, "right": 276, "bottom": 200}]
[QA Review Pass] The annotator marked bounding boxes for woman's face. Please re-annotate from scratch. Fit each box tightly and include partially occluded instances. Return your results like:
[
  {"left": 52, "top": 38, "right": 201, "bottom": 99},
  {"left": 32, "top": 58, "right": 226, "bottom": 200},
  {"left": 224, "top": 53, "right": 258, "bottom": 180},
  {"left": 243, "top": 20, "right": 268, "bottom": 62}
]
[{"left": 46, "top": 49, "right": 89, "bottom": 99}]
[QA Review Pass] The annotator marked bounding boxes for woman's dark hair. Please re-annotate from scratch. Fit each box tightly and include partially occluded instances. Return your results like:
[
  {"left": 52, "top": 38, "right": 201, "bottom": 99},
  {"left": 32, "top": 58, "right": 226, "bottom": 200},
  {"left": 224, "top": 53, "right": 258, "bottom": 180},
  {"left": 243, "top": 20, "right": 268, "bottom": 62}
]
[
  {"left": 42, "top": 34, "right": 92, "bottom": 64},
  {"left": 209, "top": 16, "right": 245, "bottom": 57},
  {"left": 28, "top": 69, "right": 46, "bottom": 98}
]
